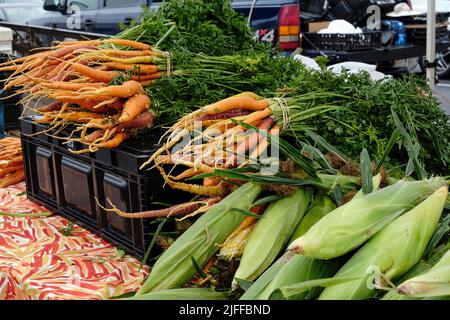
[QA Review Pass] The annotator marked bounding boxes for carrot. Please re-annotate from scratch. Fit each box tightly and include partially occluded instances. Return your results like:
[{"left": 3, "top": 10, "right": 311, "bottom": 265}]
[
  {"left": 83, "top": 80, "right": 145, "bottom": 99},
  {"left": 54, "top": 40, "right": 102, "bottom": 47},
  {"left": 102, "top": 39, "right": 152, "bottom": 50},
  {"left": 104, "top": 62, "right": 159, "bottom": 74},
  {"left": 76, "top": 99, "right": 123, "bottom": 112},
  {"left": 40, "top": 111, "right": 105, "bottom": 123},
  {"left": 203, "top": 177, "right": 220, "bottom": 186},
  {"left": 46, "top": 61, "right": 70, "bottom": 79},
  {"left": 73, "top": 63, "right": 116, "bottom": 82},
  {"left": 0, "top": 51, "right": 46, "bottom": 66},
  {"left": 249, "top": 126, "right": 280, "bottom": 160},
  {"left": 0, "top": 170, "right": 24, "bottom": 188},
  {"left": 118, "top": 94, "right": 150, "bottom": 123},
  {"left": 103, "top": 196, "right": 221, "bottom": 219},
  {"left": 38, "top": 82, "right": 106, "bottom": 91},
  {"left": 116, "top": 110, "right": 154, "bottom": 130},
  {"left": 93, "top": 132, "right": 128, "bottom": 149},
  {"left": 170, "top": 168, "right": 202, "bottom": 181},
  {"left": 2, "top": 156, "right": 23, "bottom": 167},
  {"left": 162, "top": 175, "right": 225, "bottom": 197},
  {"left": 0, "top": 65, "right": 20, "bottom": 71},
  {"left": 131, "top": 72, "right": 162, "bottom": 81},
  {"left": 102, "top": 56, "right": 158, "bottom": 64},
  {"left": 45, "top": 44, "right": 97, "bottom": 60},
  {"left": 50, "top": 92, "right": 115, "bottom": 103},
  {"left": 201, "top": 97, "right": 269, "bottom": 115},
  {"left": 101, "top": 49, "right": 162, "bottom": 57},
  {"left": 140, "top": 80, "right": 153, "bottom": 87},
  {"left": 0, "top": 165, "right": 23, "bottom": 177}
]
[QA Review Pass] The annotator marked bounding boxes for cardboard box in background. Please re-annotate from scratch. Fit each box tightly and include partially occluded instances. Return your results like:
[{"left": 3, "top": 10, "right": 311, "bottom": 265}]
[{"left": 305, "top": 21, "right": 330, "bottom": 33}]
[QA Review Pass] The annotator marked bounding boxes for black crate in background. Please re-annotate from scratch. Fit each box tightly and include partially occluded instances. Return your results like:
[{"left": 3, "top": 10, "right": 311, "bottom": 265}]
[
  {"left": 302, "top": 31, "right": 382, "bottom": 51},
  {"left": 20, "top": 116, "right": 190, "bottom": 260},
  {"left": 0, "top": 53, "right": 21, "bottom": 131}
]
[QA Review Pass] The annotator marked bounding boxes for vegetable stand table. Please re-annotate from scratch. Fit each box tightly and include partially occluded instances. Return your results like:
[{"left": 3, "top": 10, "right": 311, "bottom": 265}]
[
  {"left": 301, "top": 40, "right": 450, "bottom": 64},
  {"left": 0, "top": 182, "right": 148, "bottom": 300}
]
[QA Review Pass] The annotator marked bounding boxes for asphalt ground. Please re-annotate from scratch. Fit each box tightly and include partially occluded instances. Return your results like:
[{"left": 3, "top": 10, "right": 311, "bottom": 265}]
[{"left": 435, "top": 79, "right": 450, "bottom": 116}]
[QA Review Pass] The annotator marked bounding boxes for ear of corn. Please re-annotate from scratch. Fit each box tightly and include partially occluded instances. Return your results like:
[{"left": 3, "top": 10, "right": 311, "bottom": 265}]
[
  {"left": 256, "top": 254, "right": 345, "bottom": 300},
  {"left": 394, "top": 247, "right": 450, "bottom": 298},
  {"left": 288, "top": 193, "right": 336, "bottom": 244},
  {"left": 233, "top": 188, "right": 312, "bottom": 284},
  {"left": 127, "top": 288, "right": 226, "bottom": 300},
  {"left": 382, "top": 243, "right": 450, "bottom": 300},
  {"left": 137, "top": 182, "right": 262, "bottom": 294},
  {"left": 352, "top": 173, "right": 382, "bottom": 200},
  {"left": 239, "top": 251, "right": 295, "bottom": 300},
  {"left": 219, "top": 222, "right": 255, "bottom": 260},
  {"left": 289, "top": 178, "right": 446, "bottom": 260},
  {"left": 318, "top": 186, "right": 448, "bottom": 300}
]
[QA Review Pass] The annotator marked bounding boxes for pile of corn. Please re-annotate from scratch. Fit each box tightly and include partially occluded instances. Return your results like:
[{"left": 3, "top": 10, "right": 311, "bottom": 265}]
[{"left": 120, "top": 173, "right": 450, "bottom": 300}]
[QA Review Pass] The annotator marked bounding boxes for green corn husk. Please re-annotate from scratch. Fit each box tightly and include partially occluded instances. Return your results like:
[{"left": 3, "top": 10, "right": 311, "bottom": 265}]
[
  {"left": 233, "top": 188, "right": 312, "bottom": 285},
  {"left": 318, "top": 186, "right": 448, "bottom": 300},
  {"left": 245, "top": 176, "right": 381, "bottom": 300},
  {"left": 288, "top": 193, "right": 336, "bottom": 244},
  {"left": 352, "top": 173, "right": 382, "bottom": 200},
  {"left": 382, "top": 243, "right": 450, "bottom": 300},
  {"left": 257, "top": 255, "right": 345, "bottom": 300},
  {"left": 137, "top": 182, "right": 262, "bottom": 294},
  {"left": 289, "top": 178, "right": 447, "bottom": 260},
  {"left": 318, "top": 174, "right": 360, "bottom": 193},
  {"left": 127, "top": 288, "right": 226, "bottom": 300},
  {"left": 394, "top": 247, "right": 450, "bottom": 298},
  {"left": 239, "top": 251, "right": 295, "bottom": 300}
]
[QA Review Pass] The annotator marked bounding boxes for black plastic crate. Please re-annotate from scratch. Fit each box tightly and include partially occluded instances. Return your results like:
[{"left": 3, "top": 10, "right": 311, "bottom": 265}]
[
  {"left": 0, "top": 53, "right": 21, "bottom": 131},
  {"left": 406, "top": 27, "right": 449, "bottom": 44},
  {"left": 302, "top": 30, "right": 382, "bottom": 51},
  {"left": 20, "top": 116, "right": 190, "bottom": 260}
]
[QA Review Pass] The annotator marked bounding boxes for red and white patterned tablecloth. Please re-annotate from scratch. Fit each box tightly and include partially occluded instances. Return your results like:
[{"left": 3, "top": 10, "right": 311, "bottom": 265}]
[{"left": 0, "top": 182, "right": 149, "bottom": 300}]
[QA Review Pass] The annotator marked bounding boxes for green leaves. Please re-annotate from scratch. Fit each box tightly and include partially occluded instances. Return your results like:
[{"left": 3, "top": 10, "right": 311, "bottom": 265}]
[
  {"left": 306, "top": 130, "right": 349, "bottom": 163},
  {"left": 391, "top": 109, "right": 427, "bottom": 180}
]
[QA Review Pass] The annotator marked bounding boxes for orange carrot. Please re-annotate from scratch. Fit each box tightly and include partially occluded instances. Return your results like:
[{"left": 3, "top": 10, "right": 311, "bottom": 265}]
[
  {"left": 73, "top": 63, "right": 117, "bottom": 83},
  {"left": 102, "top": 39, "right": 152, "bottom": 50},
  {"left": 82, "top": 80, "right": 145, "bottom": 98},
  {"left": 45, "top": 61, "right": 70, "bottom": 79},
  {"left": 94, "top": 132, "right": 128, "bottom": 149},
  {"left": 0, "top": 165, "right": 23, "bottom": 177},
  {"left": 118, "top": 94, "right": 150, "bottom": 123},
  {"left": 38, "top": 82, "right": 106, "bottom": 91},
  {"left": 131, "top": 72, "right": 162, "bottom": 81},
  {"left": 76, "top": 99, "right": 123, "bottom": 112},
  {"left": 101, "top": 49, "right": 161, "bottom": 57},
  {"left": 0, "top": 170, "right": 24, "bottom": 188},
  {"left": 36, "top": 102, "right": 64, "bottom": 113},
  {"left": 202, "top": 97, "right": 269, "bottom": 115},
  {"left": 55, "top": 40, "right": 102, "bottom": 47},
  {"left": 104, "top": 62, "right": 158, "bottom": 74},
  {"left": 140, "top": 80, "right": 153, "bottom": 87}
]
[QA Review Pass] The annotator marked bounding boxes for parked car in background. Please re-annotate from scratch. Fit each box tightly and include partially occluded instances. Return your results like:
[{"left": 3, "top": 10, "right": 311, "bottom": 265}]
[
  {"left": 0, "top": 3, "right": 47, "bottom": 23},
  {"left": 410, "top": 0, "right": 450, "bottom": 77},
  {"left": 25, "top": 0, "right": 301, "bottom": 53}
]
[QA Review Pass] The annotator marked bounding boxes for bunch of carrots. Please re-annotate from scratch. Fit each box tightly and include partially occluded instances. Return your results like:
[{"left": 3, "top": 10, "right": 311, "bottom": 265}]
[
  {"left": 0, "top": 39, "right": 167, "bottom": 152},
  {"left": 139, "top": 91, "right": 339, "bottom": 197},
  {"left": 0, "top": 137, "right": 24, "bottom": 188}
]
